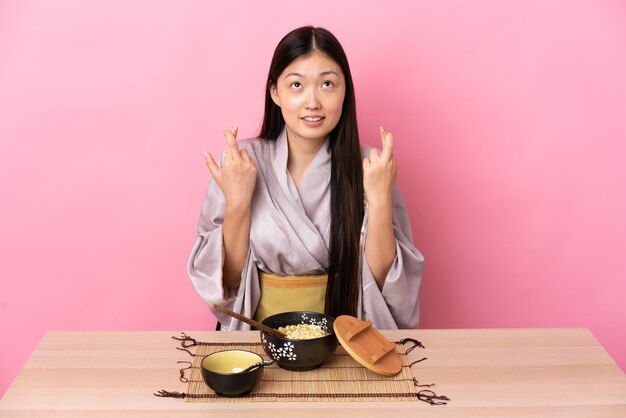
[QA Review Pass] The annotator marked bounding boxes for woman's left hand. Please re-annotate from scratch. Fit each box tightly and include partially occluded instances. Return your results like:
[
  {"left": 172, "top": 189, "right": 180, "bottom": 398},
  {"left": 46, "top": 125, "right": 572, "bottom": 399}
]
[{"left": 363, "top": 127, "right": 398, "bottom": 205}]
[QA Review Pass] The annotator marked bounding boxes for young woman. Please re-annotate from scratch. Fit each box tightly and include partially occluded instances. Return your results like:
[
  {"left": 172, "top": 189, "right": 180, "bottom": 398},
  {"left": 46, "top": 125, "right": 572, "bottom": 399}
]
[{"left": 188, "top": 26, "right": 424, "bottom": 330}]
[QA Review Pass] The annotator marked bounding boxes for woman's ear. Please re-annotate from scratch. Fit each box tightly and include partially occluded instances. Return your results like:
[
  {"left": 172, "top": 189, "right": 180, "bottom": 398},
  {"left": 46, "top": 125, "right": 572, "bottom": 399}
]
[{"left": 270, "top": 84, "right": 281, "bottom": 107}]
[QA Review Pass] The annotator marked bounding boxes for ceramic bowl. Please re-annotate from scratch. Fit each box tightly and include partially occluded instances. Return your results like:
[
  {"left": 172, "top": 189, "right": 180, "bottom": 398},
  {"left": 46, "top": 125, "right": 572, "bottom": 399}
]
[
  {"left": 260, "top": 311, "right": 338, "bottom": 371},
  {"left": 200, "top": 350, "right": 265, "bottom": 397}
]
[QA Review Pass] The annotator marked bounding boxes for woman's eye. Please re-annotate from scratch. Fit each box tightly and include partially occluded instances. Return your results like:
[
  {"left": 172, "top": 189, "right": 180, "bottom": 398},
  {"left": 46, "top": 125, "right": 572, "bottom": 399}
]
[
  {"left": 322, "top": 81, "right": 334, "bottom": 88},
  {"left": 291, "top": 82, "right": 301, "bottom": 88}
]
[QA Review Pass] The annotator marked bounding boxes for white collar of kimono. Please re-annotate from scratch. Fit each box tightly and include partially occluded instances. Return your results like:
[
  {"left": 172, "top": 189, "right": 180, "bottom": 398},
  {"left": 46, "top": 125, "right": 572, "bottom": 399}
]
[{"left": 272, "top": 128, "right": 331, "bottom": 197}]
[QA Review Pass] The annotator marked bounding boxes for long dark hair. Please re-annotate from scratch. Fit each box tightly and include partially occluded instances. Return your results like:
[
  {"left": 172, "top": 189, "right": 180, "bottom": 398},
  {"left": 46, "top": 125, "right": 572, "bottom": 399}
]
[{"left": 259, "top": 26, "right": 364, "bottom": 318}]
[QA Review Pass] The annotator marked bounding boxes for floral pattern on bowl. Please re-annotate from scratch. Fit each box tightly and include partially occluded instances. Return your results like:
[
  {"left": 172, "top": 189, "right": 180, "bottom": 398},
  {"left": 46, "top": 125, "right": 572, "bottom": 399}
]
[{"left": 261, "top": 337, "right": 298, "bottom": 361}]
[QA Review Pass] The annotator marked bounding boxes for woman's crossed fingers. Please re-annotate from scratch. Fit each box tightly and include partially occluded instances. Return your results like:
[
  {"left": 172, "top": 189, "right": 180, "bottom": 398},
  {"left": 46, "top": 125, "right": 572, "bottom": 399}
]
[
  {"left": 362, "top": 127, "right": 398, "bottom": 203},
  {"left": 367, "top": 126, "right": 394, "bottom": 162},
  {"left": 204, "top": 125, "right": 257, "bottom": 210}
]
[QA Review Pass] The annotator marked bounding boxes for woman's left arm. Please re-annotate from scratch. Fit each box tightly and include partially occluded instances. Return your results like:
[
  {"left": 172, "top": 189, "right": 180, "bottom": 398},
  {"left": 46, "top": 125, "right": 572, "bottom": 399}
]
[{"left": 362, "top": 127, "right": 398, "bottom": 289}]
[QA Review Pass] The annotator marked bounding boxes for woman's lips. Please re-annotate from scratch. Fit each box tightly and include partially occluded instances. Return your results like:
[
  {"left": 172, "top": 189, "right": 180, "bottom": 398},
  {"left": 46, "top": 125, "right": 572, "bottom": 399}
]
[{"left": 301, "top": 116, "right": 325, "bottom": 127}]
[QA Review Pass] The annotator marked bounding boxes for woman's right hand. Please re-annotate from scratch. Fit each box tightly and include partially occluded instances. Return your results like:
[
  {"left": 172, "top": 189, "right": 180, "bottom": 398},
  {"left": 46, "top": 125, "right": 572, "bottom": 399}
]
[{"left": 204, "top": 125, "right": 257, "bottom": 212}]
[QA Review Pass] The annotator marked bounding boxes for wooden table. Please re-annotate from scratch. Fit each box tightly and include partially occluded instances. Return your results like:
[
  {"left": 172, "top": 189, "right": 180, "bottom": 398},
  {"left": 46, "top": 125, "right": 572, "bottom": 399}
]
[{"left": 1, "top": 329, "right": 625, "bottom": 417}]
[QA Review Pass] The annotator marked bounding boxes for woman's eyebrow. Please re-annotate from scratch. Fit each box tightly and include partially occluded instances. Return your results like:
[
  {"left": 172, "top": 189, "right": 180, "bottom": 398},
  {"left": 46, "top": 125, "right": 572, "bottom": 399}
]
[{"left": 284, "top": 70, "right": 340, "bottom": 79}]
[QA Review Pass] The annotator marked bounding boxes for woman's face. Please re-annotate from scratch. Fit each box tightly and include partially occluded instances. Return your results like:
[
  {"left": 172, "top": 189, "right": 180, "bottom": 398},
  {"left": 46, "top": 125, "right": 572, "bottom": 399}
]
[{"left": 270, "top": 51, "right": 346, "bottom": 146}]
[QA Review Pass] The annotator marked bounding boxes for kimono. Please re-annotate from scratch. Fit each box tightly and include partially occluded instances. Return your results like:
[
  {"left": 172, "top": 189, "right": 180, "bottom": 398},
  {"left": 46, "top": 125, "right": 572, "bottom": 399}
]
[{"left": 187, "top": 129, "right": 424, "bottom": 330}]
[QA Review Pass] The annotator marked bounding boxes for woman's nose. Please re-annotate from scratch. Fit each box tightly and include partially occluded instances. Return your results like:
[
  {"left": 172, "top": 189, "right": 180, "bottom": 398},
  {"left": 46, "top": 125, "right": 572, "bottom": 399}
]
[{"left": 305, "top": 89, "right": 321, "bottom": 109}]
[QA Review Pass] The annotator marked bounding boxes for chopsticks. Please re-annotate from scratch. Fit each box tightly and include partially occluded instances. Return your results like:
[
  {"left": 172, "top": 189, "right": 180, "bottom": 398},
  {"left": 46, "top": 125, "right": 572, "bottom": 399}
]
[{"left": 212, "top": 304, "right": 287, "bottom": 338}]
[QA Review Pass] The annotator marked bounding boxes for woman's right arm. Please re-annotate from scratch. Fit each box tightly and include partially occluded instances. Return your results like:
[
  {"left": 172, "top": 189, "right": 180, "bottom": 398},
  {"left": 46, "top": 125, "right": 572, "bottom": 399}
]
[
  {"left": 221, "top": 201, "right": 252, "bottom": 288},
  {"left": 204, "top": 126, "right": 257, "bottom": 289}
]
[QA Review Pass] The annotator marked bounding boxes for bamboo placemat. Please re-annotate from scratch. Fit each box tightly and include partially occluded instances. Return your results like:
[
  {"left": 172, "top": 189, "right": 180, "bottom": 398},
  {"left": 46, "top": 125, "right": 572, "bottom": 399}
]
[{"left": 156, "top": 333, "right": 449, "bottom": 404}]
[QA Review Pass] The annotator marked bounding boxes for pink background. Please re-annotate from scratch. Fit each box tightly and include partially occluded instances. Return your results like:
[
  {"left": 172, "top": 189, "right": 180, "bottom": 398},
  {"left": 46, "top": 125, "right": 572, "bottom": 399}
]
[{"left": 1, "top": 0, "right": 625, "bottom": 397}]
